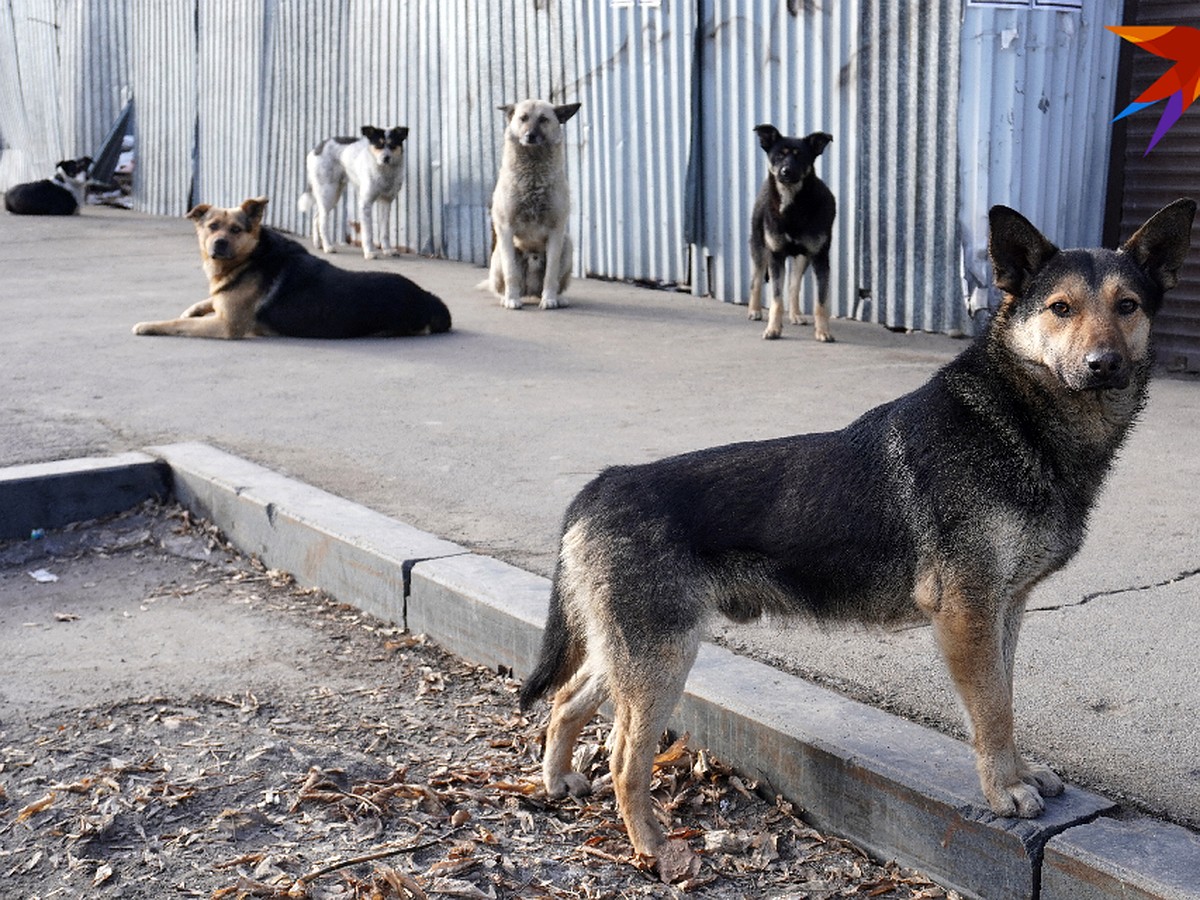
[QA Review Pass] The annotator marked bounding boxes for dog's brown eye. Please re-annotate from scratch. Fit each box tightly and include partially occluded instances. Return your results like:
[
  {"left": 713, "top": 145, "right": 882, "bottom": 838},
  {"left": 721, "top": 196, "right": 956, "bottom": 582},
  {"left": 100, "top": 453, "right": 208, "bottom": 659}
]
[
  {"left": 1116, "top": 297, "right": 1140, "bottom": 315},
  {"left": 1048, "top": 300, "right": 1071, "bottom": 318},
  {"left": 229, "top": 225, "right": 242, "bottom": 234},
  {"left": 520, "top": 114, "right": 529, "bottom": 122}
]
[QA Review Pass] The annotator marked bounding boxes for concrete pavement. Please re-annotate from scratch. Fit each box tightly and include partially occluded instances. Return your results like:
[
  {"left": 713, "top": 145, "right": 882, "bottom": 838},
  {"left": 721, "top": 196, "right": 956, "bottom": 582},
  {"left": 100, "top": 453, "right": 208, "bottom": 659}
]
[{"left": 2, "top": 206, "right": 1198, "bottom": 846}]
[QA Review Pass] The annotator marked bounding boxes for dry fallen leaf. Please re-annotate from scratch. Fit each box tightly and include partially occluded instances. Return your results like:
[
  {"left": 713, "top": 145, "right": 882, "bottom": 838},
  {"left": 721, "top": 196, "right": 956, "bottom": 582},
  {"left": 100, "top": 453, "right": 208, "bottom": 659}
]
[{"left": 16, "top": 791, "right": 55, "bottom": 822}]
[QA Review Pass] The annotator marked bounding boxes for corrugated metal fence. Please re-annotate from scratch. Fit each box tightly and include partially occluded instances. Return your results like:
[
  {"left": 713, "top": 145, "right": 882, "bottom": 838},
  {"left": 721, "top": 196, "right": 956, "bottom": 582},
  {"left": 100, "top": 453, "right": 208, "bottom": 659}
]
[{"left": 0, "top": 0, "right": 1122, "bottom": 336}]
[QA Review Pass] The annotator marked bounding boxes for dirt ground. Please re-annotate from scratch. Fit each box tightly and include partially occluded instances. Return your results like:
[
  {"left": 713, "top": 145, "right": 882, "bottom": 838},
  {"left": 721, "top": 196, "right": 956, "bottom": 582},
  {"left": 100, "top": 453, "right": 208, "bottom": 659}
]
[{"left": 0, "top": 504, "right": 958, "bottom": 899}]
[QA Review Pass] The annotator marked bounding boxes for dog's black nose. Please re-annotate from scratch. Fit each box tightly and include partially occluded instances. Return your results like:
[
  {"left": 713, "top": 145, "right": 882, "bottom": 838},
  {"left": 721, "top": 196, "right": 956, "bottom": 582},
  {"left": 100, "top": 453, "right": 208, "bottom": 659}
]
[{"left": 1085, "top": 350, "right": 1129, "bottom": 388}]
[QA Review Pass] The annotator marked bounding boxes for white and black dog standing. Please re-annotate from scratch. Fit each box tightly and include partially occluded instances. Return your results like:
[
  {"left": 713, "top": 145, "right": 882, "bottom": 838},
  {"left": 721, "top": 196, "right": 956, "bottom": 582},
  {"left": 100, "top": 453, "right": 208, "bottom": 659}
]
[
  {"left": 484, "top": 99, "right": 580, "bottom": 310},
  {"left": 299, "top": 126, "right": 408, "bottom": 259},
  {"left": 748, "top": 126, "right": 836, "bottom": 341},
  {"left": 5, "top": 157, "right": 93, "bottom": 216}
]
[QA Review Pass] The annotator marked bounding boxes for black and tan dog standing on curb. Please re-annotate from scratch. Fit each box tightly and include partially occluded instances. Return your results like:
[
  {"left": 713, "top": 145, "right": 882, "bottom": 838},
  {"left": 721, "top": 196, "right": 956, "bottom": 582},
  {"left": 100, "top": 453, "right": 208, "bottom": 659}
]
[
  {"left": 520, "top": 198, "right": 1196, "bottom": 872},
  {"left": 133, "top": 197, "right": 450, "bottom": 339},
  {"left": 483, "top": 99, "right": 581, "bottom": 311},
  {"left": 748, "top": 125, "right": 836, "bottom": 341}
]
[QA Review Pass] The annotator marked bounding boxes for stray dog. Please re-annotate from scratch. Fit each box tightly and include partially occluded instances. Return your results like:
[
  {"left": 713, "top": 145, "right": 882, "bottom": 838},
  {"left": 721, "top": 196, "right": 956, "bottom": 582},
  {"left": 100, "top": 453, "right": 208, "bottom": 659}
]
[
  {"left": 484, "top": 99, "right": 580, "bottom": 309},
  {"left": 298, "top": 126, "right": 409, "bottom": 259},
  {"left": 133, "top": 197, "right": 451, "bottom": 339},
  {"left": 520, "top": 199, "right": 1196, "bottom": 867},
  {"left": 5, "top": 157, "right": 93, "bottom": 215},
  {"left": 748, "top": 126, "right": 835, "bottom": 340}
]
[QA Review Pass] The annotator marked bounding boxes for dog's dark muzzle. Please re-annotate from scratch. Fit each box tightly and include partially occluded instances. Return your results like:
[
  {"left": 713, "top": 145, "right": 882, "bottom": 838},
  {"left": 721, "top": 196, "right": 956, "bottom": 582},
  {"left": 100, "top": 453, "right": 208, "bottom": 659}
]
[
  {"left": 775, "top": 164, "right": 803, "bottom": 185},
  {"left": 1082, "top": 350, "right": 1131, "bottom": 390},
  {"left": 208, "top": 238, "right": 235, "bottom": 260}
]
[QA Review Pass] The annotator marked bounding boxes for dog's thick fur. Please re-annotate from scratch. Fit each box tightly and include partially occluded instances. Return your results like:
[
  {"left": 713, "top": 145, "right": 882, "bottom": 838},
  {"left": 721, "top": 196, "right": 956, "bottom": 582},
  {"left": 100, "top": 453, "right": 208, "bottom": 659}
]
[
  {"left": 520, "top": 199, "right": 1196, "bottom": 865},
  {"left": 5, "top": 157, "right": 93, "bottom": 216},
  {"left": 484, "top": 99, "right": 580, "bottom": 310},
  {"left": 132, "top": 197, "right": 450, "bottom": 339},
  {"left": 299, "top": 125, "right": 409, "bottom": 259},
  {"left": 748, "top": 126, "right": 836, "bottom": 340}
]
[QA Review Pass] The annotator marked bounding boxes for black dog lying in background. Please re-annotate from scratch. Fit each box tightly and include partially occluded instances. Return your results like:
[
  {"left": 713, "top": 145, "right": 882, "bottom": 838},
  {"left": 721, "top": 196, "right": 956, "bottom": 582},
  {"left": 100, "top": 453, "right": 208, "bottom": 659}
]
[{"left": 5, "top": 157, "right": 93, "bottom": 215}]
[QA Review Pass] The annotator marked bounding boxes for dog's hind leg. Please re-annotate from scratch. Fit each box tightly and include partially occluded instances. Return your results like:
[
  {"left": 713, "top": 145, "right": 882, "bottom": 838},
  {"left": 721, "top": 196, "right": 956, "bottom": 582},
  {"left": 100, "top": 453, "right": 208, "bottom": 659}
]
[
  {"left": 812, "top": 247, "right": 834, "bottom": 342},
  {"left": 376, "top": 194, "right": 396, "bottom": 257},
  {"left": 608, "top": 636, "right": 699, "bottom": 858},
  {"left": 788, "top": 255, "right": 811, "bottom": 327},
  {"left": 542, "top": 666, "right": 608, "bottom": 798}
]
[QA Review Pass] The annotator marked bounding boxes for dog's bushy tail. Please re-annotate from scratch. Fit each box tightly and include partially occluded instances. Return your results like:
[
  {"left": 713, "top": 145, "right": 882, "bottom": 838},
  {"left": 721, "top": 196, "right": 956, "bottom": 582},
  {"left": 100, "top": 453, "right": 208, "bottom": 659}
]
[
  {"left": 297, "top": 191, "right": 314, "bottom": 214},
  {"left": 519, "top": 581, "right": 577, "bottom": 711}
]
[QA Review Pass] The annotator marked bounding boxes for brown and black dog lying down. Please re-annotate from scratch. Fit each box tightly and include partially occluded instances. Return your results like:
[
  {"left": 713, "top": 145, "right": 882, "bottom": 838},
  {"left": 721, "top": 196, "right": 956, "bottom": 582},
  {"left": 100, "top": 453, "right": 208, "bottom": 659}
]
[{"left": 133, "top": 197, "right": 450, "bottom": 339}]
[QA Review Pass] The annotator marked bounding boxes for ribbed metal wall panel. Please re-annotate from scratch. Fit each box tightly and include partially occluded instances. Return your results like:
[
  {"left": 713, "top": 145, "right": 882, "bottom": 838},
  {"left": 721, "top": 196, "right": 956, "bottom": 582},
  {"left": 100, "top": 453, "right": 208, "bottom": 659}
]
[
  {"left": 342, "top": 1, "right": 439, "bottom": 256},
  {"left": 128, "top": 0, "right": 196, "bottom": 216},
  {"left": 439, "top": 2, "right": 581, "bottom": 266},
  {"left": 574, "top": 1, "right": 694, "bottom": 286},
  {"left": 261, "top": 2, "right": 350, "bottom": 241},
  {"left": 958, "top": 2, "right": 1122, "bottom": 320},
  {"left": 59, "top": 0, "right": 131, "bottom": 162},
  {"left": 0, "top": 0, "right": 63, "bottom": 185},
  {"left": 195, "top": 0, "right": 268, "bottom": 209},
  {"left": 859, "top": 0, "right": 962, "bottom": 334},
  {"left": 1111, "top": 0, "right": 1200, "bottom": 371},
  {"left": 695, "top": 0, "right": 861, "bottom": 315}
]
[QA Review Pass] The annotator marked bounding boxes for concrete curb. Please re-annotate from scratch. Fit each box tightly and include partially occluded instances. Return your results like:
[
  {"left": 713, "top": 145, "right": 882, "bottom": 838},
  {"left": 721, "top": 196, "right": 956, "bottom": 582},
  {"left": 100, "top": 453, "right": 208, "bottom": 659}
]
[{"left": 3, "top": 444, "right": 1197, "bottom": 899}]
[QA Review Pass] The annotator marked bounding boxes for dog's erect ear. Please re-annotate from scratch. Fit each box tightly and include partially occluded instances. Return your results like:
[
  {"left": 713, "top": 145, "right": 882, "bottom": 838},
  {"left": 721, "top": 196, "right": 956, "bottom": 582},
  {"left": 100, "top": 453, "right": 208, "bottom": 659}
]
[
  {"left": 499, "top": 104, "right": 516, "bottom": 122},
  {"left": 240, "top": 196, "right": 269, "bottom": 224},
  {"left": 80, "top": 156, "right": 94, "bottom": 169},
  {"left": 988, "top": 206, "right": 1060, "bottom": 297},
  {"left": 554, "top": 103, "right": 581, "bottom": 124},
  {"left": 390, "top": 126, "right": 410, "bottom": 143},
  {"left": 186, "top": 204, "right": 211, "bottom": 222},
  {"left": 754, "top": 124, "right": 782, "bottom": 152},
  {"left": 1119, "top": 198, "right": 1197, "bottom": 294},
  {"left": 361, "top": 125, "right": 383, "bottom": 140},
  {"left": 806, "top": 132, "right": 833, "bottom": 157}
]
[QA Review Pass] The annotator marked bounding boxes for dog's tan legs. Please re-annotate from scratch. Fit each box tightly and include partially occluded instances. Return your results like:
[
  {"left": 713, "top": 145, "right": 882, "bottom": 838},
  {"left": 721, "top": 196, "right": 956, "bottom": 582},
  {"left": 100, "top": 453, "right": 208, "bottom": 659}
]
[
  {"left": 540, "top": 229, "right": 569, "bottom": 309},
  {"left": 763, "top": 257, "right": 787, "bottom": 339},
  {"left": 932, "top": 601, "right": 1049, "bottom": 817},
  {"left": 496, "top": 226, "right": 524, "bottom": 309},
  {"left": 749, "top": 261, "right": 765, "bottom": 321},
  {"left": 542, "top": 667, "right": 607, "bottom": 798},
  {"left": 608, "top": 639, "right": 698, "bottom": 859},
  {"left": 812, "top": 250, "right": 834, "bottom": 342},
  {"left": 132, "top": 313, "right": 240, "bottom": 338},
  {"left": 788, "top": 256, "right": 811, "bottom": 326},
  {"left": 180, "top": 299, "right": 215, "bottom": 318}
]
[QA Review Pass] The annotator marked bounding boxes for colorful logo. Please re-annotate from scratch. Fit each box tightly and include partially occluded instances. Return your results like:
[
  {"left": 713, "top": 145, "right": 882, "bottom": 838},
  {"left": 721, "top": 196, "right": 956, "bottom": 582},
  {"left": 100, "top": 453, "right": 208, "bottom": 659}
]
[{"left": 1109, "top": 26, "right": 1200, "bottom": 155}]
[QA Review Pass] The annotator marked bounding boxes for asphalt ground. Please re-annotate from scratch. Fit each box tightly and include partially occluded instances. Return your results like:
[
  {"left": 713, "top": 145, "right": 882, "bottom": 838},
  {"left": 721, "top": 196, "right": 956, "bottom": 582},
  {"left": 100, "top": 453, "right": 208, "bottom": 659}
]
[{"left": 2, "top": 204, "right": 1198, "bottom": 836}]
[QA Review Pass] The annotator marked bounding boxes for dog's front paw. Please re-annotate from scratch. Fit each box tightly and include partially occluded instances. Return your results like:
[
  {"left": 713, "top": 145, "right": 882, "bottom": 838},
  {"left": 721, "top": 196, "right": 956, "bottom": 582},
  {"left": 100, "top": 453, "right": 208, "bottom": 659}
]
[
  {"left": 501, "top": 296, "right": 523, "bottom": 310},
  {"left": 814, "top": 329, "right": 835, "bottom": 343},
  {"left": 132, "top": 323, "right": 151, "bottom": 335},
  {"left": 362, "top": 249, "right": 378, "bottom": 260},
  {"left": 1021, "top": 761, "right": 1064, "bottom": 798},
  {"left": 986, "top": 778, "right": 1046, "bottom": 818},
  {"left": 748, "top": 308, "right": 763, "bottom": 321},
  {"left": 762, "top": 325, "right": 782, "bottom": 340},
  {"left": 540, "top": 295, "right": 567, "bottom": 310},
  {"left": 790, "top": 313, "right": 808, "bottom": 326},
  {"left": 546, "top": 771, "right": 592, "bottom": 798}
]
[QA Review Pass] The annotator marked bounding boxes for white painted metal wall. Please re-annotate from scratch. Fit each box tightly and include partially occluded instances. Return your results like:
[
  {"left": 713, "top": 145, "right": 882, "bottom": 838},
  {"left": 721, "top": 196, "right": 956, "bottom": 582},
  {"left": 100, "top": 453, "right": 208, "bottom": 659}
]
[
  {"left": 693, "top": 0, "right": 861, "bottom": 319},
  {"left": 958, "top": 1, "right": 1123, "bottom": 316}
]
